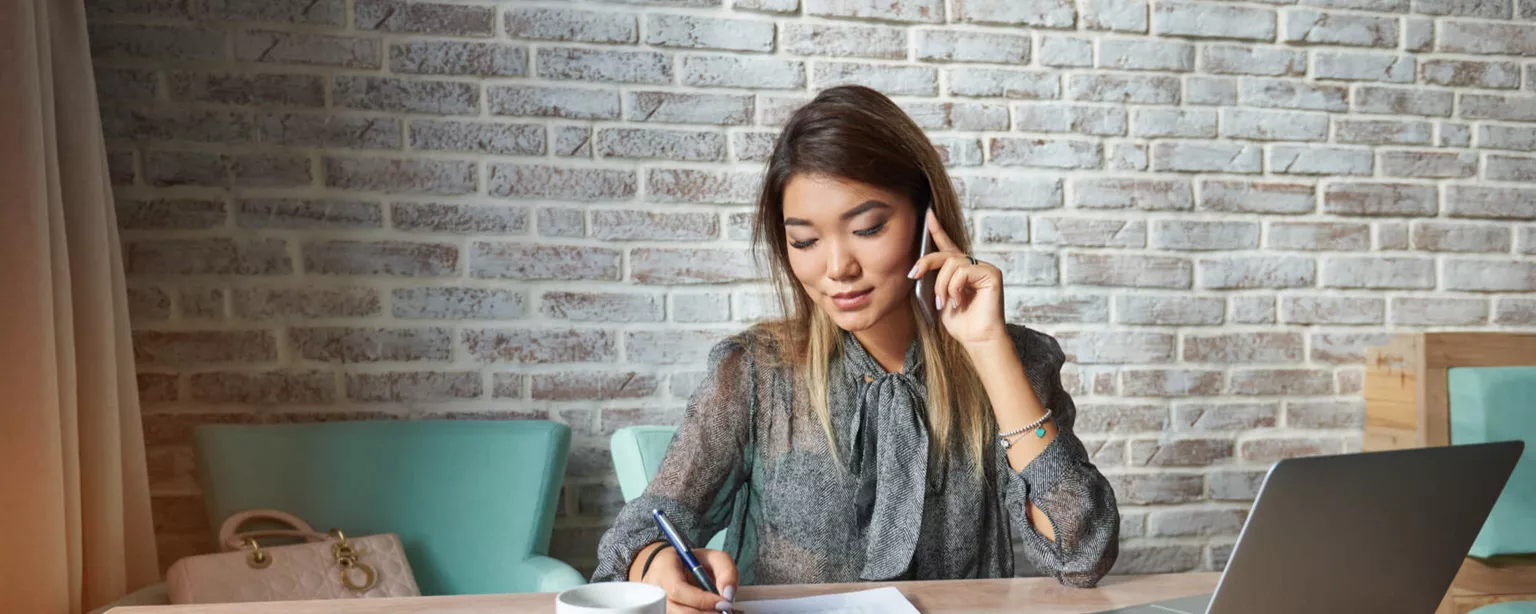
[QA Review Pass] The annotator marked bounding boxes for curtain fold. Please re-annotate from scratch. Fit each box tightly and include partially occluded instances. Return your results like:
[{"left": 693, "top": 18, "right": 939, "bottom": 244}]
[{"left": 0, "top": 0, "right": 160, "bottom": 612}]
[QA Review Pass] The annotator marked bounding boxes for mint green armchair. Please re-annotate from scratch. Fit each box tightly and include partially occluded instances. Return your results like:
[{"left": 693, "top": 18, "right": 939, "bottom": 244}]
[
  {"left": 610, "top": 426, "right": 727, "bottom": 551},
  {"left": 1450, "top": 367, "right": 1536, "bottom": 559},
  {"left": 194, "top": 420, "right": 585, "bottom": 595}
]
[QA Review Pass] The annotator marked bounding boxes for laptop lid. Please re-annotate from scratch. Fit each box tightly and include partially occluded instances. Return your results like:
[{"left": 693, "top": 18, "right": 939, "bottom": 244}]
[{"left": 1204, "top": 441, "right": 1524, "bottom": 614}]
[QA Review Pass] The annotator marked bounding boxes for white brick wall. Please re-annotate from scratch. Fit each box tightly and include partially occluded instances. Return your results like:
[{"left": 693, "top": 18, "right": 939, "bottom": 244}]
[{"left": 90, "top": 0, "right": 1536, "bottom": 576}]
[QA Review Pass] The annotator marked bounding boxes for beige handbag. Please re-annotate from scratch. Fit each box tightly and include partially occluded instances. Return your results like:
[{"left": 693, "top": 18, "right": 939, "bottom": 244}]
[{"left": 166, "top": 509, "right": 420, "bottom": 604}]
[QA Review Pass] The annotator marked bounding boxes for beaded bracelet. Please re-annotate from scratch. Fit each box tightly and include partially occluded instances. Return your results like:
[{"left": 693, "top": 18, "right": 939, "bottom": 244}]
[
  {"left": 639, "top": 543, "right": 674, "bottom": 580},
  {"left": 999, "top": 409, "right": 1053, "bottom": 450}
]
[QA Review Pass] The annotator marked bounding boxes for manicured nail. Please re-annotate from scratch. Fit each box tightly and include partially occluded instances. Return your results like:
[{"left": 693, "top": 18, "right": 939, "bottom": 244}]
[
  {"left": 723, "top": 585, "right": 735, "bottom": 602},
  {"left": 715, "top": 601, "right": 732, "bottom": 612},
  {"left": 936, "top": 296, "right": 944, "bottom": 311},
  {"left": 907, "top": 264, "right": 919, "bottom": 279}
]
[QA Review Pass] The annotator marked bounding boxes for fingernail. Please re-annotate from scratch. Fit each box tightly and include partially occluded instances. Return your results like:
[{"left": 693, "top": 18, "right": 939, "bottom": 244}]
[
  {"left": 715, "top": 601, "right": 732, "bottom": 611},
  {"left": 936, "top": 296, "right": 944, "bottom": 310},
  {"left": 723, "top": 586, "right": 736, "bottom": 602},
  {"left": 907, "top": 264, "right": 919, "bottom": 279}
]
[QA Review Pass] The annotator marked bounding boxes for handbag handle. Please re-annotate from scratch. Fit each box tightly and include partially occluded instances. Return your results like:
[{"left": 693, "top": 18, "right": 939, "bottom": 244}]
[{"left": 217, "top": 509, "right": 326, "bottom": 552}]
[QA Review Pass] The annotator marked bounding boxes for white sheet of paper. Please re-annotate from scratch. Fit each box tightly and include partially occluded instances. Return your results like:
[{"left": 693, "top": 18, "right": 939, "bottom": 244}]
[{"left": 735, "top": 587, "right": 921, "bottom": 614}]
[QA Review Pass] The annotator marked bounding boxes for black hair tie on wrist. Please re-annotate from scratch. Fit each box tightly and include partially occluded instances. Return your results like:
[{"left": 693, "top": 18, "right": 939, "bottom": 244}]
[{"left": 640, "top": 543, "right": 674, "bottom": 580}]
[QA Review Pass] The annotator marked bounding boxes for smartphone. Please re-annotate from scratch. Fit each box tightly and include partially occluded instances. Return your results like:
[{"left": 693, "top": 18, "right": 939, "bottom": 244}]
[{"left": 914, "top": 206, "right": 939, "bottom": 325}]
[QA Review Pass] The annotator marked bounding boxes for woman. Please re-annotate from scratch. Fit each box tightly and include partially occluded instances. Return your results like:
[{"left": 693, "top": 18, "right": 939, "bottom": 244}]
[{"left": 592, "top": 85, "right": 1119, "bottom": 613}]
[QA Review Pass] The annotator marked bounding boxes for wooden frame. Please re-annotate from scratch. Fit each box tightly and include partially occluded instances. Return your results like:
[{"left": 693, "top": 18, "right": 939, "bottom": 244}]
[{"left": 1365, "top": 332, "right": 1536, "bottom": 614}]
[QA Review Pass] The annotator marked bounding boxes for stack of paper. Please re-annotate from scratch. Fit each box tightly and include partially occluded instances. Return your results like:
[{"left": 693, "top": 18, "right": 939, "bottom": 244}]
[{"left": 735, "top": 587, "right": 921, "bottom": 614}]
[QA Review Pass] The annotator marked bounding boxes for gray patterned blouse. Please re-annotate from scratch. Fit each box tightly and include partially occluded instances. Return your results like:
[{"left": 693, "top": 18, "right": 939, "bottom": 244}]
[{"left": 592, "top": 323, "right": 1119, "bottom": 588}]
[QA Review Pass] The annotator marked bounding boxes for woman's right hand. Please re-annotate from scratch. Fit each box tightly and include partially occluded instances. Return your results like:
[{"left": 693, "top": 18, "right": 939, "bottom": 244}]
[{"left": 630, "top": 543, "right": 739, "bottom": 614}]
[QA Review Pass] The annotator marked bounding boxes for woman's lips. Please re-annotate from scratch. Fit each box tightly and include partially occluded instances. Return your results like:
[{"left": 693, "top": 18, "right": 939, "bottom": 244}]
[{"left": 829, "top": 288, "right": 873, "bottom": 310}]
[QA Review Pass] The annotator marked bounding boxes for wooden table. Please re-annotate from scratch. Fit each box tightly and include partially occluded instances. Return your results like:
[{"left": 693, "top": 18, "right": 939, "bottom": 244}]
[{"left": 114, "top": 573, "right": 1221, "bottom": 613}]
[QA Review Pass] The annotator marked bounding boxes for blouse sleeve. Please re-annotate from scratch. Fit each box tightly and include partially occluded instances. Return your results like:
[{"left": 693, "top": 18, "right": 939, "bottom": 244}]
[
  {"left": 591, "top": 337, "right": 757, "bottom": 582},
  {"left": 997, "top": 324, "right": 1119, "bottom": 588}
]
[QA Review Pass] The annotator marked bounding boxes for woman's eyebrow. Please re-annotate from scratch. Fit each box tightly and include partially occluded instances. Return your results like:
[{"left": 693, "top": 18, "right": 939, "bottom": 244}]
[{"left": 783, "top": 200, "right": 891, "bottom": 226}]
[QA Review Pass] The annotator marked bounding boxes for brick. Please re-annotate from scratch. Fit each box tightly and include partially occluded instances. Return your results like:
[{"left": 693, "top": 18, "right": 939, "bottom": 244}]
[
  {"left": 1173, "top": 402, "right": 1278, "bottom": 431},
  {"left": 1229, "top": 369, "right": 1333, "bottom": 396},
  {"left": 807, "top": 0, "right": 945, "bottom": 23},
  {"left": 490, "top": 164, "right": 635, "bottom": 201},
  {"left": 1323, "top": 183, "right": 1437, "bottom": 218},
  {"left": 897, "top": 101, "right": 1008, "bottom": 130},
  {"left": 1489, "top": 155, "right": 1536, "bottom": 181},
  {"left": 125, "top": 239, "right": 291, "bottom": 276},
  {"left": 137, "top": 373, "right": 178, "bottom": 404},
  {"left": 1131, "top": 439, "right": 1233, "bottom": 466},
  {"left": 1075, "top": 178, "right": 1193, "bottom": 211},
  {"left": 1209, "top": 470, "right": 1266, "bottom": 501},
  {"left": 984, "top": 251, "right": 1062, "bottom": 285},
  {"left": 168, "top": 72, "right": 323, "bottom": 107},
  {"left": 1240, "top": 437, "right": 1345, "bottom": 462},
  {"left": 1077, "top": 403, "right": 1169, "bottom": 432},
  {"left": 673, "top": 293, "right": 731, "bottom": 323},
  {"left": 1284, "top": 400, "right": 1365, "bottom": 430},
  {"left": 1222, "top": 108, "right": 1328, "bottom": 141},
  {"left": 1416, "top": 0, "right": 1511, "bottom": 16},
  {"left": 1056, "top": 331, "right": 1176, "bottom": 364},
  {"left": 464, "top": 329, "right": 615, "bottom": 364},
  {"left": 532, "top": 372, "right": 660, "bottom": 401},
  {"left": 489, "top": 85, "right": 619, "bottom": 120},
  {"left": 625, "top": 330, "right": 728, "bottom": 364},
  {"left": 1186, "top": 77, "right": 1237, "bottom": 106},
  {"left": 632, "top": 248, "right": 758, "bottom": 284},
  {"left": 181, "top": 289, "right": 224, "bottom": 320},
  {"left": 683, "top": 55, "right": 805, "bottom": 89},
  {"left": 1149, "top": 509, "right": 1247, "bottom": 538},
  {"left": 101, "top": 108, "right": 251, "bottom": 144},
  {"left": 89, "top": 25, "right": 224, "bottom": 61},
  {"left": 1121, "top": 369, "right": 1224, "bottom": 396},
  {"left": 141, "top": 152, "right": 223, "bottom": 187},
  {"left": 541, "top": 292, "right": 663, "bottom": 322},
  {"left": 917, "top": 29, "right": 1032, "bottom": 64},
  {"left": 1184, "top": 332, "right": 1302, "bottom": 363},
  {"left": 734, "top": 0, "right": 797, "bottom": 11},
  {"left": 1320, "top": 255, "right": 1435, "bottom": 288},
  {"left": 1131, "top": 108, "right": 1215, "bottom": 138},
  {"left": 393, "top": 287, "right": 524, "bottom": 319},
  {"left": 1040, "top": 37, "right": 1093, "bottom": 67},
  {"left": 88, "top": 0, "right": 189, "bottom": 18},
  {"left": 1422, "top": 60, "right": 1521, "bottom": 90},
  {"left": 1441, "top": 123, "right": 1473, "bottom": 147},
  {"left": 236, "top": 31, "right": 379, "bottom": 68},
  {"left": 955, "top": 176, "right": 1063, "bottom": 209},
  {"left": 1463, "top": 94, "right": 1536, "bottom": 122},
  {"left": 355, "top": 0, "right": 493, "bottom": 36},
  {"left": 258, "top": 113, "right": 401, "bottom": 150},
  {"left": 302, "top": 241, "right": 457, "bottom": 277},
  {"left": 1083, "top": 0, "right": 1148, "bottom": 32},
  {"left": 1377, "top": 223, "right": 1411, "bottom": 250},
  {"left": 734, "top": 292, "right": 779, "bottom": 322},
  {"left": 645, "top": 14, "right": 772, "bottom": 52},
  {"left": 204, "top": 0, "right": 343, "bottom": 23},
  {"left": 731, "top": 131, "right": 777, "bottom": 163},
  {"left": 1282, "top": 296, "right": 1384, "bottom": 324},
  {"left": 1065, "top": 253, "right": 1191, "bottom": 288},
  {"left": 625, "top": 92, "right": 752, "bottom": 126},
  {"left": 1444, "top": 260, "right": 1536, "bottom": 291},
  {"left": 117, "top": 199, "right": 226, "bottom": 230},
  {"left": 1357, "top": 87, "right": 1453, "bottom": 119},
  {"left": 1447, "top": 186, "right": 1536, "bottom": 220},
  {"left": 1115, "top": 296, "right": 1224, "bottom": 325},
  {"left": 1113, "top": 546, "right": 1204, "bottom": 575},
  {"left": 1240, "top": 78, "right": 1347, "bottom": 111},
  {"left": 932, "top": 137, "right": 984, "bottom": 166},
  {"left": 1284, "top": 10, "right": 1398, "bottom": 47},
  {"left": 324, "top": 157, "right": 473, "bottom": 196},
  {"left": 1006, "top": 293, "right": 1110, "bottom": 323},
  {"left": 1303, "top": 0, "right": 1408, "bottom": 10},
  {"left": 1481, "top": 125, "right": 1536, "bottom": 151},
  {"left": 1033, "top": 217, "right": 1145, "bottom": 247},
  {"left": 953, "top": 0, "right": 1075, "bottom": 27},
  {"left": 1230, "top": 296, "right": 1276, "bottom": 324},
  {"left": 1152, "top": 220, "right": 1260, "bottom": 250},
  {"left": 1392, "top": 297, "right": 1489, "bottom": 326},
  {"left": 555, "top": 126, "right": 592, "bottom": 158},
  {"left": 333, "top": 76, "right": 476, "bottom": 115},
  {"left": 106, "top": 151, "right": 135, "bottom": 185},
  {"left": 470, "top": 243, "right": 620, "bottom": 281},
  {"left": 406, "top": 120, "right": 543, "bottom": 156},
  {"left": 389, "top": 42, "right": 527, "bottom": 77},
  {"left": 1153, "top": 1, "right": 1276, "bottom": 41},
  {"left": 1380, "top": 150, "right": 1476, "bottom": 178},
  {"left": 645, "top": 169, "right": 757, "bottom": 204},
  {"left": 762, "top": 95, "right": 810, "bottom": 125},
  {"left": 591, "top": 210, "right": 717, "bottom": 242},
  {"left": 538, "top": 47, "right": 671, "bottom": 84},
  {"left": 1151, "top": 141, "right": 1261, "bottom": 173},
  {"left": 1099, "top": 39, "right": 1194, "bottom": 72},
  {"left": 1269, "top": 221, "right": 1371, "bottom": 250},
  {"left": 979, "top": 214, "right": 1029, "bottom": 244},
  {"left": 132, "top": 331, "right": 274, "bottom": 367},
  {"left": 392, "top": 203, "right": 528, "bottom": 234},
  {"left": 1524, "top": 0, "right": 1536, "bottom": 18},
  {"left": 1013, "top": 104, "right": 1126, "bottom": 136},
  {"left": 1106, "top": 473, "right": 1204, "bottom": 504},
  {"left": 1438, "top": 21, "right": 1536, "bottom": 57},
  {"left": 1069, "top": 74, "right": 1180, "bottom": 104},
  {"left": 1198, "top": 256, "right": 1315, "bottom": 289},
  {"left": 1339, "top": 119, "right": 1435, "bottom": 145},
  {"left": 989, "top": 138, "right": 1101, "bottom": 168},
  {"left": 127, "top": 288, "right": 170, "bottom": 322},
  {"left": 947, "top": 68, "right": 1059, "bottom": 99},
  {"left": 538, "top": 208, "right": 584, "bottom": 238},
  {"left": 236, "top": 200, "right": 379, "bottom": 230},
  {"left": 506, "top": 7, "right": 636, "bottom": 43},
  {"left": 189, "top": 371, "right": 334, "bottom": 404},
  {"left": 1110, "top": 143, "right": 1149, "bottom": 170},
  {"left": 1495, "top": 299, "right": 1536, "bottom": 325},
  {"left": 812, "top": 62, "right": 938, "bottom": 96},
  {"left": 234, "top": 154, "right": 313, "bottom": 188},
  {"left": 1310, "top": 332, "right": 1392, "bottom": 364},
  {"left": 1315, "top": 51, "right": 1413, "bottom": 82},
  {"left": 1200, "top": 45, "right": 1306, "bottom": 76},
  {"left": 1270, "top": 145, "right": 1373, "bottom": 177},
  {"left": 346, "top": 372, "right": 480, "bottom": 403}
]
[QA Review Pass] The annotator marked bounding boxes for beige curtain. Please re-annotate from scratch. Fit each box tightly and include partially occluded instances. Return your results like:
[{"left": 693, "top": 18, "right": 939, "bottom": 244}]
[{"left": 0, "top": 0, "right": 160, "bottom": 612}]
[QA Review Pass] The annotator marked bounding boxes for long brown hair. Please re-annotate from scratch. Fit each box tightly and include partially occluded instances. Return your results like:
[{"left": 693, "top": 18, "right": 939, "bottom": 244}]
[{"left": 750, "top": 85, "right": 989, "bottom": 470}]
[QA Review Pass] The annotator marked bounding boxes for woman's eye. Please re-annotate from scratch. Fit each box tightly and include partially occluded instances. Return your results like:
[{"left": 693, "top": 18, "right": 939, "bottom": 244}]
[
  {"left": 853, "top": 222, "right": 887, "bottom": 237},
  {"left": 790, "top": 238, "right": 817, "bottom": 249}
]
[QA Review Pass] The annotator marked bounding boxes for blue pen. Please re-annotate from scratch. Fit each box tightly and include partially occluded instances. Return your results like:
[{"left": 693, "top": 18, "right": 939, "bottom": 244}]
[{"left": 652, "top": 509, "right": 728, "bottom": 612}]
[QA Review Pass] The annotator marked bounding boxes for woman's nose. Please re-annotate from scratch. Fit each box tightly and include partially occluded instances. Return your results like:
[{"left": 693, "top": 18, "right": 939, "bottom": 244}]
[{"left": 826, "top": 241, "right": 860, "bottom": 280}]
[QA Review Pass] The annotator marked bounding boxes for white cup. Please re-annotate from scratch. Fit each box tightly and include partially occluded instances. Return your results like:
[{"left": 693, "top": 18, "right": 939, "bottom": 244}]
[{"left": 555, "top": 582, "right": 667, "bottom": 614}]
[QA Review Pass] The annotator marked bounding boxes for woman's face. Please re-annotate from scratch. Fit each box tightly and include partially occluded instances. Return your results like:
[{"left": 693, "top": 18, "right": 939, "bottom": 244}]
[{"left": 781, "top": 173, "right": 922, "bottom": 334}]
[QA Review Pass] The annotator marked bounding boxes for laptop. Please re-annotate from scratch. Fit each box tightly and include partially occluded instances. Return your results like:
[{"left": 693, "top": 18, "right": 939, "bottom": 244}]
[{"left": 1098, "top": 441, "right": 1525, "bottom": 614}]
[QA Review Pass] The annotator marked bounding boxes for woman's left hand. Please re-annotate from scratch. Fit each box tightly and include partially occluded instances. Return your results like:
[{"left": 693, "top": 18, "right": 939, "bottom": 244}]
[{"left": 908, "top": 208, "right": 1008, "bottom": 349}]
